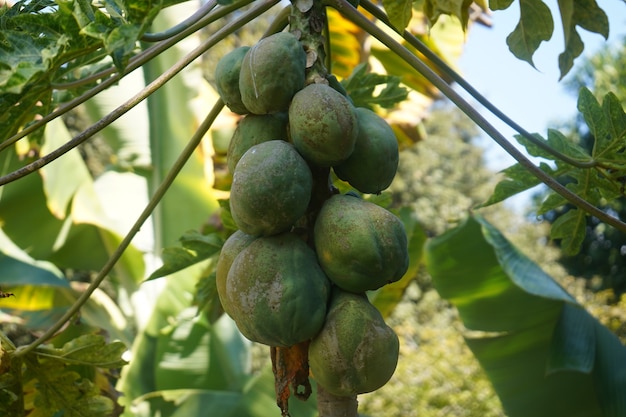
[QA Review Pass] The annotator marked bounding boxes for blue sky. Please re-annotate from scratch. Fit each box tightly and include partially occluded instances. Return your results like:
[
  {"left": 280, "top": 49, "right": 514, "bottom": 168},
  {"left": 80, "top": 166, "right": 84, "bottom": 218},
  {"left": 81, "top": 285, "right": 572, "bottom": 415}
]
[{"left": 457, "top": 0, "right": 626, "bottom": 172}]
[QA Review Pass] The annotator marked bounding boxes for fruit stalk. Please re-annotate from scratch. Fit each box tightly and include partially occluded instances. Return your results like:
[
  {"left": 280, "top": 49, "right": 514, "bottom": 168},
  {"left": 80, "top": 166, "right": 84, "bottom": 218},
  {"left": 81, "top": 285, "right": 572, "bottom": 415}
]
[{"left": 290, "top": 1, "right": 359, "bottom": 416}]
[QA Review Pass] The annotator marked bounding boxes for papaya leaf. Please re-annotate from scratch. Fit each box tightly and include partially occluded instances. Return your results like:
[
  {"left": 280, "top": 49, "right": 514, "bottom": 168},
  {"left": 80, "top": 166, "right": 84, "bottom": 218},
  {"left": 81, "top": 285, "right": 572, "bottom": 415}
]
[
  {"left": 423, "top": 0, "right": 473, "bottom": 29},
  {"left": 549, "top": 207, "right": 587, "bottom": 255},
  {"left": 515, "top": 130, "right": 592, "bottom": 163},
  {"left": 340, "top": 63, "right": 409, "bottom": 110},
  {"left": 505, "top": 0, "right": 554, "bottom": 67},
  {"left": 218, "top": 199, "right": 238, "bottom": 232},
  {"left": 482, "top": 89, "right": 626, "bottom": 255},
  {"left": 578, "top": 88, "right": 626, "bottom": 159},
  {"left": 556, "top": 0, "right": 609, "bottom": 79},
  {"left": 36, "top": 333, "right": 127, "bottom": 368},
  {"left": 478, "top": 162, "right": 551, "bottom": 207},
  {"left": 381, "top": 0, "right": 412, "bottom": 31},
  {"left": 23, "top": 355, "right": 116, "bottom": 417},
  {"left": 147, "top": 231, "right": 223, "bottom": 281},
  {"left": 489, "top": 0, "right": 514, "bottom": 10},
  {"left": 425, "top": 215, "right": 626, "bottom": 417}
]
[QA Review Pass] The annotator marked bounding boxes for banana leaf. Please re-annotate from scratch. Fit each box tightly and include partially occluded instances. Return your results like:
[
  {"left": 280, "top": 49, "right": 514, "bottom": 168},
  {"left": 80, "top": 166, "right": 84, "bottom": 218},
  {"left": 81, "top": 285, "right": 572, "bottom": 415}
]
[{"left": 425, "top": 215, "right": 626, "bottom": 417}]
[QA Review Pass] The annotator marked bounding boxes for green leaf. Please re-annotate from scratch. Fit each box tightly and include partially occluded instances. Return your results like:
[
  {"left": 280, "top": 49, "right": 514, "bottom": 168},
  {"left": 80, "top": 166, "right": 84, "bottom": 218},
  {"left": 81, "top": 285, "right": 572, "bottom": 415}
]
[
  {"left": 489, "top": 0, "right": 514, "bottom": 10},
  {"left": 549, "top": 207, "right": 587, "bottom": 255},
  {"left": 423, "top": 0, "right": 474, "bottom": 29},
  {"left": 340, "top": 63, "right": 409, "bottom": 110},
  {"left": 425, "top": 215, "right": 626, "bottom": 417},
  {"left": 40, "top": 119, "right": 91, "bottom": 219},
  {"left": 478, "top": 162, "right": 547, "bottom": 207},
  {"left": 515, "top": 130, "right": 592, "bottom": 163},
  {"left": 483, "top": 89, "right": 626, "bottom": 254},
  {"left": 506, "top": 0, "right": 554, "bottom": 67},
  {"left": 370, "top": 41, "right": 441, "bottom": 98},
  {"left": 557, "top": 0, "right": 609, "bottom": 79},
  {"left": 23, "top": 355, "right": 116, "bottom": 417},
  {"left": 147, "top": 231, "right": 223, "bottom": 281},
  {"left": 547, "top": 303, "right": 595, "bottom": 374},
  {"left": 194, "top": 271, "right": 223, "bottom": 323},
  {"left": 0, "top": 246, "right": 67, "bottom": 288},
  {"left": 38, "top": 333, "right": 127, "bottom": 368},
  {"left": 577, "top": 88, "right": 626, "bottom": 158},
  {"left": 381, "top": 0, "right": 412, "bottom": 31}
]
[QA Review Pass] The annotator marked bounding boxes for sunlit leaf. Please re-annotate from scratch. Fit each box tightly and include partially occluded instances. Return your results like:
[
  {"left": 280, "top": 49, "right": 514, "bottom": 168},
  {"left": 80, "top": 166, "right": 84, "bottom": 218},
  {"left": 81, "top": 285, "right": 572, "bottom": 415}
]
[
  {"left": 423, "top": 0, "right": 473, "bottom": 29},
  {"left": 479, "top": 162, "right": 547, "bottom": 207},
  {"left": 40, "top": 119, "right": 91, "bottom": 219},
  {"left": 382, "top": 0, "right": 412, "bottom": 31},
  {"left": 23, "top": 355, "right": 116, "bottom": 417},
  {"left": 340, "top": 63, "right": 409, "bottom": 110},
  {"left": 515, "top": 130, "right": 592, "bottom": 162},
  {"left": 141, "top": 6, "right": 220, "bottom": 252}
]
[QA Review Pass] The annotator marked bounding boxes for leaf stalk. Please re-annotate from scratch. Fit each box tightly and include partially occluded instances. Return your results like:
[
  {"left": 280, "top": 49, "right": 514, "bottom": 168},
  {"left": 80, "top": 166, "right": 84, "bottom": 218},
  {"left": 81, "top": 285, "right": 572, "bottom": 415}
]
[
  {"left": 0, "top": 0, "right": 280, "bottom": 186},
  {"left": 326, "top": 0, "right": 626, "bottom": 233},
  {"left": 13, "top": 99, "right": 225, "bottom": 358}
]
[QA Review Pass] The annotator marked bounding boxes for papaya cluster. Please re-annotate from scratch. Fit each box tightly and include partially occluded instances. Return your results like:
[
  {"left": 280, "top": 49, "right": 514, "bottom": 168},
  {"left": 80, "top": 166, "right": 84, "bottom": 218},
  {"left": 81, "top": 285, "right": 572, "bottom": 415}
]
[{"left": 214, "top": 31, "right": 408, "bottom": 397}]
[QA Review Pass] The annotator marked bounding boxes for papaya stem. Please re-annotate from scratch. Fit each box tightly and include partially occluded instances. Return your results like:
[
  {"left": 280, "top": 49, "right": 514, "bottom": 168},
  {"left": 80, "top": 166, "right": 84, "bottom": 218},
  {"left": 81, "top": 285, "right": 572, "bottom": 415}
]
[
  {"left": 317, "top": 384, "right": 359, "bottom": 417},
  {"left": 290, "top": 0, "right": 329, "bottom": 84}
]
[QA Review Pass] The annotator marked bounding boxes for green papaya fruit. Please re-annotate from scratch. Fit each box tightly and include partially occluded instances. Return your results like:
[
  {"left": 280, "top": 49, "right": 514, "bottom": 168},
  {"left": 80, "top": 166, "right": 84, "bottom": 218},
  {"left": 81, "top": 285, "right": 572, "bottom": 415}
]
[
  {"left": 216, "top": 230, "right": 257, "bottom": 315},
  {"left": 227, "top": 113, "right": 288, "bottom": 173},
  {"left": 230, "top": 140, "right": 312, "bottom": 236},
  {"left": 314, "top": 194, "right": 408, "bottom": 292},
  {"left": 333, "top": 107, "right": 399, "bottom": 194},
  {"left": 289, "top": 83, "right": 358, "bottom": 166},
  {"left": 215, "top": 46, "right": 250, "bottom": 115},
  {"left": 309, "top": 289, "right": 399, "bottom": 396},
  {"left": 223, "top": 232, "right": 331, "bottom": 347},
  {"left": 239, "top": 32, "right": 306, "bottom": 114}
]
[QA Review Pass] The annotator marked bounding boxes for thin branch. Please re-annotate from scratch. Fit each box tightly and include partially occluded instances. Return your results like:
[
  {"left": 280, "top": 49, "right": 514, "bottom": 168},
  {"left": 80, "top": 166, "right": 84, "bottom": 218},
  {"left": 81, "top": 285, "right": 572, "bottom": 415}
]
[
  {"left": 13, "top": 99, "right": 225, "bottom": 358},
  {"left": 358, "top": 0, "right": 599, "bottom": 170},
  {"left": 0, "top": 0, "right": 281, "bottom": 186},
  {"left": 140, "top": 0, "right": 218, "bottom": 42},
  {"left": 327, "top": 0, "right": 626, "bottom": 233}
]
